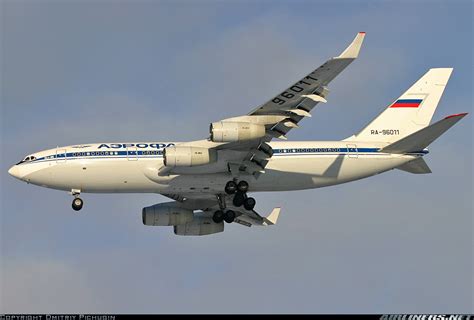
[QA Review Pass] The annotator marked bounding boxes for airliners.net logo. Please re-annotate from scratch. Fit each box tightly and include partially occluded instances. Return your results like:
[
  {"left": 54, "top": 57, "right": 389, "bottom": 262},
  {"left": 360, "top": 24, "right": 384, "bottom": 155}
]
[{"left": 381, "top": 315, "right": 471, "bottom": 320}]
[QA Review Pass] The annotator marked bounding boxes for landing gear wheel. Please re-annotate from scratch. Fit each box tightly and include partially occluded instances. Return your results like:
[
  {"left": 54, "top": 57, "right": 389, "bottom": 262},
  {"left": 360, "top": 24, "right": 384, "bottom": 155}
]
[
  {"left": 232, "top": 192, "right": 246, "bottom": 207},
  {"left": 212, "top": 210, "right": 224, "bottom": 223},
  {"left": 237, "top": 180, "right": 249, "bottom": 193},
  {"left": 72, "top": 198, "right": 83, "bottom": 211},
  {"left": 224, "top": 181, "right": 238, "bottom": 195},
  {"left": 224, "top": 210, "right": 236, "bottom": 223},
  {"left": 243, "top": 197, "right": 256, "bottom": 211}
]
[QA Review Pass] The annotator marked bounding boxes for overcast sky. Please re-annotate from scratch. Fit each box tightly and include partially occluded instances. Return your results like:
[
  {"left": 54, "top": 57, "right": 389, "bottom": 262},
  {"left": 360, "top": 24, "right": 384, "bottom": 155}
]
[{"left": 1, "top": 0, "right": 472, "bottom": 314}]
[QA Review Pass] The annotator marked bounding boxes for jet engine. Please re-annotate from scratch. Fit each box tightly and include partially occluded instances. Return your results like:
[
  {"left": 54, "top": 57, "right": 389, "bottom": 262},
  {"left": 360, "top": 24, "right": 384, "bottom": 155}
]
[
  {"left": 142, "top": 202, "right": 193, "bottom": 226},
  {"left": 174, "top": 215, "right": 224, "bottom": 236},
  {"left": 163, "top": 146, "right": 217, "bottom": 167},
  {"left": 210, "top": 121, "right": 266, "bottom": 142}
]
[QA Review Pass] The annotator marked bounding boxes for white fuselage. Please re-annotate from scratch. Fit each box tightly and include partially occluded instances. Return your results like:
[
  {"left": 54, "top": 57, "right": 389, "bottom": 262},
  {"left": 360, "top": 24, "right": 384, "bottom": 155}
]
[{"left": 8, "top": 141, "right": 423, "bottom": 195}]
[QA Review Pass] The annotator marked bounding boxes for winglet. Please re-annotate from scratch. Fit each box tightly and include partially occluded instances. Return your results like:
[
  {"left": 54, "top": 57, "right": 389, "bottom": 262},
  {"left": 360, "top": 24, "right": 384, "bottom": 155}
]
[
  {"left": 336, "top": 32, "right": 366, "bottom": 59},
  {"left": 263, "top": 207, "right": 281, "bottom": 226}
]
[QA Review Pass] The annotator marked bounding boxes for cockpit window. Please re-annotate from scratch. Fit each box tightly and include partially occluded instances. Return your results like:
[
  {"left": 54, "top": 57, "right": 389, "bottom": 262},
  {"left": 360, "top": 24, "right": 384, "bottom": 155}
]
[{"left": 16, "top": 155, "right": 35, "bottom": 165}]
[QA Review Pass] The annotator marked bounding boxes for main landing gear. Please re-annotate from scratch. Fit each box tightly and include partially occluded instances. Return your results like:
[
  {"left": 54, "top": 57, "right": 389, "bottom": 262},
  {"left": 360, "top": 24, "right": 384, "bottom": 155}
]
[
  {"left": 212, "top": 209, "right": 236, "bottom": 224},
  {"left": 212, "top": 194, "right": 236, "bottom": 224},
  {"left": 71, "top": 189, "right": 83, "bottom": 211},
  {"left": 212, "top": 180, "right": 256, "bottom": 223},
  {"left": 226, "top": 180, "right": 256, "bottom": 211}
]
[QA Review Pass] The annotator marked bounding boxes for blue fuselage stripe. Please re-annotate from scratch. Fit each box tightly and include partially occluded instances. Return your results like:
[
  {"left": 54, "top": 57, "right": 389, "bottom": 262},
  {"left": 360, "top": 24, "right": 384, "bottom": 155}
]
[{"left": 22, "top": 147, "right": 427, "bottom": 165}]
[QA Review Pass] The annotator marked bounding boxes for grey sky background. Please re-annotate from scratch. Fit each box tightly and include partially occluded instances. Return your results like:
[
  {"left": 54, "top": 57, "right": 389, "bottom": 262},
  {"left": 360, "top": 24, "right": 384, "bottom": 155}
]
[{"left": 1, "top": 0, "right": 472, "bottom": 314}]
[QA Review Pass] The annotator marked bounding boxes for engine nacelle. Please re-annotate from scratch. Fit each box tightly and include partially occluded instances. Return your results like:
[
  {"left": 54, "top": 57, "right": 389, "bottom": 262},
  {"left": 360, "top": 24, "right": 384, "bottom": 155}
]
[
  {"left": 210, "top": 121, "right": 266, "bottom": 142},
  {"left": 142, "top": 203, "right": 193, "bottom": 226},
  {"left": 174, "top": 216, "right": 224, "bottom": 236},
  {"left": 163, "top": 146, "right": 217, "bottom": 167}
]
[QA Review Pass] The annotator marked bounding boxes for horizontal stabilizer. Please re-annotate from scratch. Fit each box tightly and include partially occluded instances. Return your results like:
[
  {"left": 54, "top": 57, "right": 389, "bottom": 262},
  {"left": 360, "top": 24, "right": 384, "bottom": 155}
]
[
  {"left": 381, "top": 113, "right": 468, "bottom": 153},
  {"left": 397, "top": 157, "right": 432, "bottom": 174}
]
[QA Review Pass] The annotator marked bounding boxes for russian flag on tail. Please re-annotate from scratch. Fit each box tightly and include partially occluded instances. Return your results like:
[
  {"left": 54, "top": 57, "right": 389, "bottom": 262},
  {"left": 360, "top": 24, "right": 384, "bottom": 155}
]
[{"left": 390, "top": 99, "right": 423, "bottom": 108}]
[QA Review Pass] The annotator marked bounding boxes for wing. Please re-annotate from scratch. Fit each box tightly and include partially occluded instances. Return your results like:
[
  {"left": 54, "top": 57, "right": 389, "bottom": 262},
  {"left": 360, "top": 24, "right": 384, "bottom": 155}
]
[{"left": 160, "top": 32, "right": 365, "bottom": 177}]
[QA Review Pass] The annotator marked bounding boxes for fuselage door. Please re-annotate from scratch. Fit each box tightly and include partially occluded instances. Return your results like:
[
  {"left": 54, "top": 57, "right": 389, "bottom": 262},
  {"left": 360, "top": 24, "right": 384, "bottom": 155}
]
[
  {"left": 56, "top": 149, "right": 67, "bottom": 163},
  {"left": 346, "top": 144, "right": 358, "bottom": 158},
  {"left": 127, "top": 146, "right": 138, "bottom": 161}
]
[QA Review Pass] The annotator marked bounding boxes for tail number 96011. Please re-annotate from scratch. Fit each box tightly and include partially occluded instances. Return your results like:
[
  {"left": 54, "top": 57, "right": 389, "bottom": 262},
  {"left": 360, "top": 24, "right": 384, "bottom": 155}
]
[{"left": 370, "top": 129, "right": 400, "bottom": 135}]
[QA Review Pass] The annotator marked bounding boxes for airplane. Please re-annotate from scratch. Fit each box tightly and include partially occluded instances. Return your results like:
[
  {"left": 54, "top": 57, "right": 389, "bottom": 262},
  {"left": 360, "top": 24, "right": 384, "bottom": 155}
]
[{"left": 8, "top": 32, "right": 467, "bottom": 236}]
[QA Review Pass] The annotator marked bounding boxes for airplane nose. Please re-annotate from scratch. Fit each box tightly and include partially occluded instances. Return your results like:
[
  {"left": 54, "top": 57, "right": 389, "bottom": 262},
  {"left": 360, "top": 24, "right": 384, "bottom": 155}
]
[{"left": 8, "top": 165, "right": 21, "bottom": 179}]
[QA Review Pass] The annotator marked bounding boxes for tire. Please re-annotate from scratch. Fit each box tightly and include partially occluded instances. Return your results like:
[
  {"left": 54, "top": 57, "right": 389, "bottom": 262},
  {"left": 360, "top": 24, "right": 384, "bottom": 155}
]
[
  {"left": 224, "top": 181, "right": 238, "bottom": 195},
  {"left": 237, "top": 180, "right": 249, "bottom": 193},
  {"left": 243, "top": 197, "right": 256, "bottom": 211},
  {"left": 232, "top": 192, "right": 245, "bottom": 207},
  {"left": 224, "top": 210, "right": 236, "bottom": 223},
  {"left": 212, "top": 210, "right": 224, "bottom": 223},
  {"left": 72, "top": 198, "right": 83, "bottom": 211}
]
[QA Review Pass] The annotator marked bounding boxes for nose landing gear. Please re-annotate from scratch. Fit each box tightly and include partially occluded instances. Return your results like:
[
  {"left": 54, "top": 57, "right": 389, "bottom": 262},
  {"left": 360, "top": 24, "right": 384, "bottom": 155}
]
[
  {"left": 72, "top": 197, "right": 83, "bottom": 211},
  {"left": 70, "top": 189, "right": 83, "bottom": 211}
]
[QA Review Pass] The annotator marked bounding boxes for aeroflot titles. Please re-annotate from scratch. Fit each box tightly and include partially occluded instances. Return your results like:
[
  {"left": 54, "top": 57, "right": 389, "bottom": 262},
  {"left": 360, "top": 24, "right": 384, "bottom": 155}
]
[{"left": 98, "top": 143, "right": 175, "bottom": 149}]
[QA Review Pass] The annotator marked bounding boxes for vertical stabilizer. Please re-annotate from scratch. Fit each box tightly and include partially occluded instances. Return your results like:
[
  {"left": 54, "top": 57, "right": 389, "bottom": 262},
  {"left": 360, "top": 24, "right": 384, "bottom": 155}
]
[{"left": 346, "top": 68, "right": 453, "bottom": 143}]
